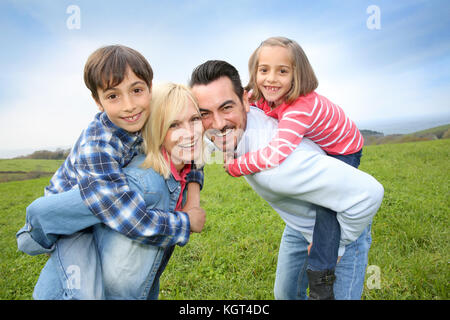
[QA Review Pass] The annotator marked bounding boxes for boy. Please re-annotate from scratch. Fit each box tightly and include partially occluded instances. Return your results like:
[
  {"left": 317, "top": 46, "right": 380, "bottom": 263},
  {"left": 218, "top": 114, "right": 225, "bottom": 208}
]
[{"left": 16, "top": 45, "right": 205, "bottom": 299}]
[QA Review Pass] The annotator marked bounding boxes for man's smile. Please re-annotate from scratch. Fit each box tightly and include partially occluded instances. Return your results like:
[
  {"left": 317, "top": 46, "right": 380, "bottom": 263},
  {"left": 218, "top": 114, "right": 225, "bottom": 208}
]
[{"left": 214, "top": 128, "right": 233, "bottom": 137}]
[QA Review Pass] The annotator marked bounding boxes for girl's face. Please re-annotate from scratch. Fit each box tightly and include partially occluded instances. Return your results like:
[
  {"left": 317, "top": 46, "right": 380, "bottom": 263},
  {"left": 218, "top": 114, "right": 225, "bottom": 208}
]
[
  {"left": 163, "top": 100, "right": 203, "bottom": 171},
  {"left": 256, "top": 45, "right": 294, "bottom": 108}
]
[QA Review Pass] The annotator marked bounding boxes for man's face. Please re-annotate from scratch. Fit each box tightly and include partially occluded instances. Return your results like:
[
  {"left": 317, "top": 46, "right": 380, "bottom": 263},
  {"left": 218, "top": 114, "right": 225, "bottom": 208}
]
[{"left": 191, "top": 76, "right": 249, "bottom": 152}]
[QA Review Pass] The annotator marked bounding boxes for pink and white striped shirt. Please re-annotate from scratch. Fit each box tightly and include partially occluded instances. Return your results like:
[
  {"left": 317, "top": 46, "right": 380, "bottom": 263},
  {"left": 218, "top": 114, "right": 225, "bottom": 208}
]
[{"left": 226, "top": 91, "right": 364, "bottom": 177}]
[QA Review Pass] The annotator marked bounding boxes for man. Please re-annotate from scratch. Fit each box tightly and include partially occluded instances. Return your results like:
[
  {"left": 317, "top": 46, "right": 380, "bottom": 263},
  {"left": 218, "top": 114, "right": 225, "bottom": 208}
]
[{"left": 189, "top": 60, "right": 384, "bottom": 300}]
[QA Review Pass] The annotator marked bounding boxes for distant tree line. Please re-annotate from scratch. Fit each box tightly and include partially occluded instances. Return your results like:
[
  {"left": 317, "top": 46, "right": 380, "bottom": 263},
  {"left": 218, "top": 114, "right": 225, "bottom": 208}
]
[
  {"left": 15, "top": 148, "right": 70, "bottom": 160},
  {"left": 360, "top": 129, "right": 384, "bottom": 137}
]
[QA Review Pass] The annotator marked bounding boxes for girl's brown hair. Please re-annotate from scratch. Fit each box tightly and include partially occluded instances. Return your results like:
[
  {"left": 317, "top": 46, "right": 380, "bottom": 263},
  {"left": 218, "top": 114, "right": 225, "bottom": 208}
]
[
  {"left": 247, "top": 37, "right": 318, "bottom": 105},
  {"left": 84, "top": 45, "right": 153, "bottom": 103}
]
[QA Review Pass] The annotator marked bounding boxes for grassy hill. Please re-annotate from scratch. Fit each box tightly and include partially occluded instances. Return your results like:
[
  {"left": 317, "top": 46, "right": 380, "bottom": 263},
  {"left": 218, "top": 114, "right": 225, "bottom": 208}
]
[
  {"left": 0, "top": 139, "right": 448, "bottom": 300},
  {"left": 0, "top": 159, "right": 63, "bottom": 183},
  {"left": 362, "top": 123, "right": 450, "bottom": 146}
]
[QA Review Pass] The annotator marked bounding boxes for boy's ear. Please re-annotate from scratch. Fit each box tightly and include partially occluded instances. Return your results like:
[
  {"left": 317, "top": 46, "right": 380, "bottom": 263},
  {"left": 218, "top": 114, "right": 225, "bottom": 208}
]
[{"left": 93, "top": 94, "right": 104, "bottom": 112}]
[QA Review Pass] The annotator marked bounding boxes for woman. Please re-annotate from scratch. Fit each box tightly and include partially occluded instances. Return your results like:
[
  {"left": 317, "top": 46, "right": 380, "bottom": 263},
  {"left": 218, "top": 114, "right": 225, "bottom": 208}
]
[{"left": 96, "top": 82, "right": 206, "bottom": 299}]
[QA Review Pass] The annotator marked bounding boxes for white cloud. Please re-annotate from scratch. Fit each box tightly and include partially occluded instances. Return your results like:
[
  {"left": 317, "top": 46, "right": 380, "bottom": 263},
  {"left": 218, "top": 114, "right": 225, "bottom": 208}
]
[
  {"left": 0, "top": 38, "right": 98, "bottom": 151},
  {"left": 1, "top": 1, "right": 449, "bottom": 157}
]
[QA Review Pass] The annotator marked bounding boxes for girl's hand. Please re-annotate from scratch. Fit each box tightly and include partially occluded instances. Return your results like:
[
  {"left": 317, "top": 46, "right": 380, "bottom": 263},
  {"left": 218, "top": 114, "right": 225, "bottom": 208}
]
[{"left": 223, "top": 152, "right": 235, "bottom": 176}]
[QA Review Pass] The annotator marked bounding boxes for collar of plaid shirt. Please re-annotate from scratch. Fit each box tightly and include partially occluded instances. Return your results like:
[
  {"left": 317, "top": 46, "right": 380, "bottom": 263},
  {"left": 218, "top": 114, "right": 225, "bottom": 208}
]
[{"left": 98, "top": 112, "right": 143, "bottom": 152}]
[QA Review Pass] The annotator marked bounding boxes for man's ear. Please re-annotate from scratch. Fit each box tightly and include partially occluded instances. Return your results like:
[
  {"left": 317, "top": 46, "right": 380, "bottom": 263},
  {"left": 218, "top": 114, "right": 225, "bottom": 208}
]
[
  {"left": 93, "top": 95, "right": 104, "bottom": 112},
  {"left": 242, "top": 90, "right": 250, "bottom": 113}
]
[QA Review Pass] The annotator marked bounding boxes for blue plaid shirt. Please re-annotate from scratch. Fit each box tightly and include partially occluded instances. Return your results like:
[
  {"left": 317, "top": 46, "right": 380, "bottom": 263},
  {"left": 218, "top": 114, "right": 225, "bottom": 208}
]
[{"left": 46, "top": 112, "right": 204, "bottom": 247}]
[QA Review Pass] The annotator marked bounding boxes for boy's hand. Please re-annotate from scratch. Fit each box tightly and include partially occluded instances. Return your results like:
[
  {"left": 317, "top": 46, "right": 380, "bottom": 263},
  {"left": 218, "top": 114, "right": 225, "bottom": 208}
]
[{"left": 185, "top": 207, "right": 206, "bottom": 233}]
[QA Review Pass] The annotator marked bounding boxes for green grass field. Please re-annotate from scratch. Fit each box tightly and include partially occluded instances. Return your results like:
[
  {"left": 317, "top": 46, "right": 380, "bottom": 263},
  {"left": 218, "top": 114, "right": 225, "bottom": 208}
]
[
  {"left": 0, "top": 159, "right": 63, "bottom": 172},
  {"left": 0, "top": 159, "right": 63, "bottom": 183},
  {"left": 0, "top": 139, "right": 448, "bottom": 300}
]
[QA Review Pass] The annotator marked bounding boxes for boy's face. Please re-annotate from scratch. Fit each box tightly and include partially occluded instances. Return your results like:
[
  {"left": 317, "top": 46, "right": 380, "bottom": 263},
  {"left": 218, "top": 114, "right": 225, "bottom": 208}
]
[{"left": 95, "top": 67, "right": 151, "bottom": 133}]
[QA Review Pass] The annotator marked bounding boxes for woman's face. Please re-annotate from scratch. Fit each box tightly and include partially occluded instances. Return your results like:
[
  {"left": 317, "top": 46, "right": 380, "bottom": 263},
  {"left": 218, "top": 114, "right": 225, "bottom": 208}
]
[{"left": 163, "top": 99, "right": 203, "bottom": 170}]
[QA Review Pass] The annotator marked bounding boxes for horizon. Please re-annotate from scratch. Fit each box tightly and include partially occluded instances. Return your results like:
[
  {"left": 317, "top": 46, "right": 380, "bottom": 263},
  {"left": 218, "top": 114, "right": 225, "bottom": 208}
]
[
  {"left": 1, "top": 114, "right": 449, "bottom": 159},
  {"left": 0, "top": 0, "right": 449, "bottom": 157}
]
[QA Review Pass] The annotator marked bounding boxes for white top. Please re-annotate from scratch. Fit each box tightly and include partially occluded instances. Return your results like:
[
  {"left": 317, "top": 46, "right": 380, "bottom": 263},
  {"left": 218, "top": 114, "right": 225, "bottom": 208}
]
[{"left": 236, "top": 107, "right": 384, "bottom": 255}]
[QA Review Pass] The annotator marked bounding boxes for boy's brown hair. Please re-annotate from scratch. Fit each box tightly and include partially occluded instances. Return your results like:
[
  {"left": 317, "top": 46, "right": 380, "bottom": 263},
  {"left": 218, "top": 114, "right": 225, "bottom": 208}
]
[
  {"left": 247, "top": 36, "right": 318, "bottom": 105},
  {"left": 84, "top": 45, "right": 153, "bottom": 102}
]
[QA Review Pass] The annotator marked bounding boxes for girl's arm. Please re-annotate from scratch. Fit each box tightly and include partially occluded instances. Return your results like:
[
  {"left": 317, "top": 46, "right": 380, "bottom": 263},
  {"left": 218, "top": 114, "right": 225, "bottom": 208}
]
[{"left": 226, "top": 108, "right": 316, "bottom": 177}]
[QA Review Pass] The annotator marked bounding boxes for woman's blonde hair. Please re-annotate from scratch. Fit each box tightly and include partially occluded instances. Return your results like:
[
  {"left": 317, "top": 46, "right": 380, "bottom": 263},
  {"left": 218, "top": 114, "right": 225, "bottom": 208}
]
[
  {"left": 247, "top": 36, "right": 318, "bottom": 105},
  {"left": 141, "top": 82, "right": 204, "bottom": 178}
]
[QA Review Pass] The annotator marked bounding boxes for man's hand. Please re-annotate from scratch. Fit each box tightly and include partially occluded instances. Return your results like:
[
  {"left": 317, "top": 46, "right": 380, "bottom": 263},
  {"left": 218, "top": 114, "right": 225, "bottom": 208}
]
[{"left": 185, "top": 207, "right": 206, "bottom": 233}]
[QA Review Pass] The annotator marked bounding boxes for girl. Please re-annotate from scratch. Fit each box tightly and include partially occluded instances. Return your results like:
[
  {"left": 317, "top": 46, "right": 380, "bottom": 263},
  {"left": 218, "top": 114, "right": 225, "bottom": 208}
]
[{"left": 225, "top": 37, "right": 364, "bottom": 300}]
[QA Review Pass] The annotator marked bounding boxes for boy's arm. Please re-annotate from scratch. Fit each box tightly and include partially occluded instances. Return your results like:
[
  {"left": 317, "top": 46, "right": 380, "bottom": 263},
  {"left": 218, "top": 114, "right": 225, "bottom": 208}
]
[
  {"left": 17, "top": 146, "right": 204, "bottom": 255},
  {"left": 184, "top": 164, "right": 204, "bottom": 209},
  {"left": 76, "top": 145, "right": 192, "bottom": 246},
  {"left": 183, "top": 182, "right": 201, "bottom": 210}
]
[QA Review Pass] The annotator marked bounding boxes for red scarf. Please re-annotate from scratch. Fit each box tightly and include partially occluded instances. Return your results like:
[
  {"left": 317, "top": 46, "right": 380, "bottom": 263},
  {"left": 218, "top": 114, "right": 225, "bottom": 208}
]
[{"left": 162, "top": 148, "right": 192, "bottom": 210}]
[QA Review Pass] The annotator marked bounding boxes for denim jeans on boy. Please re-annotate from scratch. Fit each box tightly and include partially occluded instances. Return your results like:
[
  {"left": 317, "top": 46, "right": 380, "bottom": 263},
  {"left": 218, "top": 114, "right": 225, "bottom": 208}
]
[
  {"left": 307, "top": 149, "right": 363, "bottom": 271},
  {"left": 33, "top": 225, "right": 175, "bottom": 300},
  {"left": 274, "top": 222, "right": 372, "bottom": 300},
  {"left": 19, "top": 154, "right": 185, "bottom": 299}
]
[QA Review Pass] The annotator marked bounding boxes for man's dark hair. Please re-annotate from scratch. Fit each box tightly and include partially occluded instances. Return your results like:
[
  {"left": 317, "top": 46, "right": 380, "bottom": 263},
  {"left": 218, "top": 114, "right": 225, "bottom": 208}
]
[{"left": 189, "top": 60, "right": 244, "bottom": 102}]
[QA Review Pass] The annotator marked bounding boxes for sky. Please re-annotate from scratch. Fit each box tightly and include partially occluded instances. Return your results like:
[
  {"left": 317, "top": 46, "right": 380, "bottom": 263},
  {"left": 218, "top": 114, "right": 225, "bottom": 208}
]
[{"left": 0, "top": 0, "right": 449, "bottom": 158}]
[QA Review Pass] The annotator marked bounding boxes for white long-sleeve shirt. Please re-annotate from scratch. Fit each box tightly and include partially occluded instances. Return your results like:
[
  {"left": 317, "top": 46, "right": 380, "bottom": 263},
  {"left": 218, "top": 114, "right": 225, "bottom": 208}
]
[
  {"left": 227, "top": 92, "right": 363, "bottom": 177},
  {"left": 236, "top": 107, "right": 384, "bottom": 255}
]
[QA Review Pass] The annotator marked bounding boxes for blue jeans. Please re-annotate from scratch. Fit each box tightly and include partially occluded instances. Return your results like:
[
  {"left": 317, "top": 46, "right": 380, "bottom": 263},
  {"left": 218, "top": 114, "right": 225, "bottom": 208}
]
[
  {"left": 21, "top": 189, "right": 174, "bottom": 300},
  {"left": 16, "top": 189, "right": 101, "bottom": 255},
  {"left": 33, "top": 226, "right": 174, "bottom": 300},
  {"left": 95, "top": 224, "right": 175, "bottom": 300},
  {"left": 274, "top": 223, "right": 372, "bottom": 300},
  {"left": 307, "top": 149, "right": 363, "bottom": 271}
]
